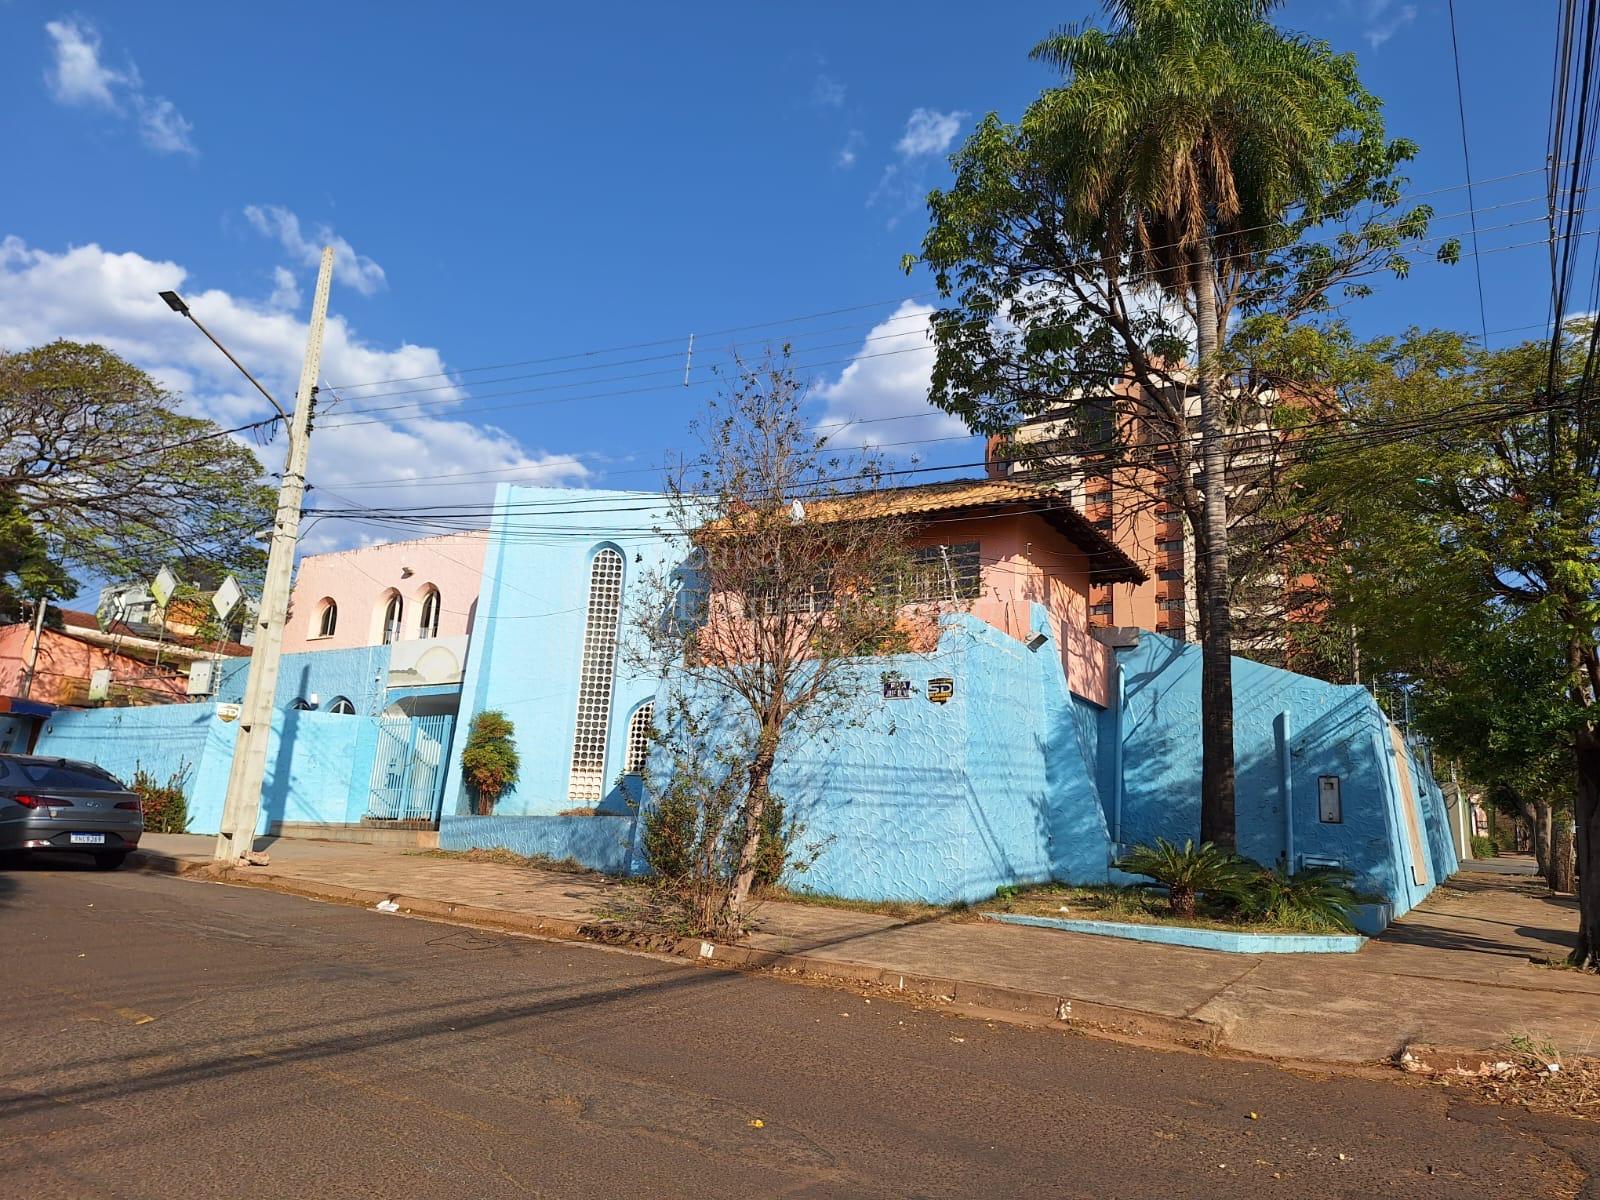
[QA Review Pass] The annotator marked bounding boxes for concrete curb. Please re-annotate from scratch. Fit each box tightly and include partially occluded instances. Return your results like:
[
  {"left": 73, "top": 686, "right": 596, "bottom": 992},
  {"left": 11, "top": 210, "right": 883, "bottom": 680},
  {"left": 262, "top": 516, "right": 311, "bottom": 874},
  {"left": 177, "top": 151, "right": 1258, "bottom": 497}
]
[{"left": 120, "top": 848, "right": 1252, "bottom": 1059}]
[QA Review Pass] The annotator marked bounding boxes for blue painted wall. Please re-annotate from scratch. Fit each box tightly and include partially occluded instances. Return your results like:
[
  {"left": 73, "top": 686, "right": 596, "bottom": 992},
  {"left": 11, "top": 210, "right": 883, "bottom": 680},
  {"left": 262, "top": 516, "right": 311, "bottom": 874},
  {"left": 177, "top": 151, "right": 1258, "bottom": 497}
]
[
  {"left": 216, "top": 643, "right": 392, "bottom": 715},
  {"left": 438, "top": 813, "right": 635, "bottom": 874},
  {"left": 1114, "top": 633, "right": 1447, "bottom": 917},
  {"left": 34, "top": 704, "right": 379, "bottom": 834},
  {"left": 442, "top": 485, "right": 681, "bottom": 818}
]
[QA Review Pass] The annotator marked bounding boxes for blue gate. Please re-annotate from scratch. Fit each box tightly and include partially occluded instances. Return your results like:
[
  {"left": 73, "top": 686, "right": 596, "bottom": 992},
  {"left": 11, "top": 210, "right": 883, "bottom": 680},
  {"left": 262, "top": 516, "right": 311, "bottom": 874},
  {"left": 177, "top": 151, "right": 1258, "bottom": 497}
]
[{"left": 366, "top": 713, "right": 455, "bottom": 823}]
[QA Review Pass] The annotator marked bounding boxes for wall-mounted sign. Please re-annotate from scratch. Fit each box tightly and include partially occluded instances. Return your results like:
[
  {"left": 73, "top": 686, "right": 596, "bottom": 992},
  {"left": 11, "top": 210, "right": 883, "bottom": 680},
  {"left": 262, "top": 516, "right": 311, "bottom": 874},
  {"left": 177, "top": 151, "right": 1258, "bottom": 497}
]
[
  {"left": 1318, "top": 775, "right": 1343, "bottom": 824},
  {"left": 881, "top": 677, "right": 912, "bottom": 700},
  {"left": 927, "top": 678, "right": 954, "bottom": 704},
  {"left": 216, "top": 702, "right": 242, "bottom": 723}
]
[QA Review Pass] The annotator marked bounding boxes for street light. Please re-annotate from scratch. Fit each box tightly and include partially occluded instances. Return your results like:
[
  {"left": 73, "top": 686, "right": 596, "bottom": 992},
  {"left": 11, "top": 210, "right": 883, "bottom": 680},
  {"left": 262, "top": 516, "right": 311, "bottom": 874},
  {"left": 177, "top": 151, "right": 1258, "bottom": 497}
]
[{"left": 158, "top": 288, "right": 288, "bottom": 422}]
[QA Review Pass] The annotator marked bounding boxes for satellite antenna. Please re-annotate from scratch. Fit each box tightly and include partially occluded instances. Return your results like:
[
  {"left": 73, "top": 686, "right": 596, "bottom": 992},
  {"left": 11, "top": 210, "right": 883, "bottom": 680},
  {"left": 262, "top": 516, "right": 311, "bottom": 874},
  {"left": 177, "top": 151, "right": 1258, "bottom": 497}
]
[{"left": 789, "top": 499, "right": 806, "bottom": 524}]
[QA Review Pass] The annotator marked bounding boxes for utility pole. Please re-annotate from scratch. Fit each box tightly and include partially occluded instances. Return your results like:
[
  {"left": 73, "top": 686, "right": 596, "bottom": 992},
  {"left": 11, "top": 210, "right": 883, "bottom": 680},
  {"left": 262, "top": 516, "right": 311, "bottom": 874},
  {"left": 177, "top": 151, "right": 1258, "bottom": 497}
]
[
  {"left": 213, "top": 247, "right": 334, "bottom": 862},
  {"left": 18, "top": 596, "right": 47, "bottom": 699}
]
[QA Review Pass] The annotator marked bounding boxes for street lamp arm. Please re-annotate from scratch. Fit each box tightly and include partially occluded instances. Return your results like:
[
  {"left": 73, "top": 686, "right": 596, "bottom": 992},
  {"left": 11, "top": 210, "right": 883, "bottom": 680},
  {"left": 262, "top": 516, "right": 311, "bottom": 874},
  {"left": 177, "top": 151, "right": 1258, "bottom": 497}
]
[{"left": 158, "top": 290, "right": 288, "bottom": 422}]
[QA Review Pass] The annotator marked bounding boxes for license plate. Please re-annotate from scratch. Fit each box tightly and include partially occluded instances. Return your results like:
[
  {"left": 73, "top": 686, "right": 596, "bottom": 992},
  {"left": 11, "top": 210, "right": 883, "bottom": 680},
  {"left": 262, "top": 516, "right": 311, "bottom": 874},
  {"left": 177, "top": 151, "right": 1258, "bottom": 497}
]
[{"left": 69, "top": 833, "right": 106, "bottom": 845}]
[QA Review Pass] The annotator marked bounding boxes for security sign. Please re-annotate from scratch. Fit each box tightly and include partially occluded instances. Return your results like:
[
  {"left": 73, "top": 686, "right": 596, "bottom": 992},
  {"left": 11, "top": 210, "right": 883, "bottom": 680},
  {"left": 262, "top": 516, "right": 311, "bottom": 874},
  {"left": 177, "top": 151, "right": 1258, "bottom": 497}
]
[
  {"left": 927, "top": 678, "right": 954, "bottom": 704},
  {"left": 882, "top": 677, "right": 912, "bottom": 700}
]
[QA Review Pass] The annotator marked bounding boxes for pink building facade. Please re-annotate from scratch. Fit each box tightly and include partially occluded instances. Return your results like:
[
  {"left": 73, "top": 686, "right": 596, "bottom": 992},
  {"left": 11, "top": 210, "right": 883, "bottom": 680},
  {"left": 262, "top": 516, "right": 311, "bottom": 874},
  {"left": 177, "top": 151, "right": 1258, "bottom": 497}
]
[{"left": 283, "top": 532, "right": 487, "bottom": 654}]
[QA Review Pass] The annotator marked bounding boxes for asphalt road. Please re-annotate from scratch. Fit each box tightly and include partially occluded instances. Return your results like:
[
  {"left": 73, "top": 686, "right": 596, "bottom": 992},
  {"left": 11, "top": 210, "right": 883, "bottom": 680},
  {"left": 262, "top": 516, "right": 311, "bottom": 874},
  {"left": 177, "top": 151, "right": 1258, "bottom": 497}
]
[{"left": 0, "top": 863, "right": 1592, "bottom": 1200}]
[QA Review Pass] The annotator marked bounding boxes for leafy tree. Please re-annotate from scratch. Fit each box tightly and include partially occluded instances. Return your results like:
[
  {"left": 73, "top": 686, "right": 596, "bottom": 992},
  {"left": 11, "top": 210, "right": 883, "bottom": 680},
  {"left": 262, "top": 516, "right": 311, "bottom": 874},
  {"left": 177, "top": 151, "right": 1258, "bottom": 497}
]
[
  {"left": 0, "top": 488, "right": 73, "bottom": 624},
  {"left": 630, "top": 350, "right": 919, "bottom": 937},
  {"left": 1296, "top": 325, "right": 1598, "bottom": 967},
  {"left": 910, "top": 1, "right": 1451, "bottom": 847},
  {"left": 0, "top": 340, "right": 274, "bottom": 587},
  {"left": 461, "top": 710, "right": 520, "bottom": 816}
]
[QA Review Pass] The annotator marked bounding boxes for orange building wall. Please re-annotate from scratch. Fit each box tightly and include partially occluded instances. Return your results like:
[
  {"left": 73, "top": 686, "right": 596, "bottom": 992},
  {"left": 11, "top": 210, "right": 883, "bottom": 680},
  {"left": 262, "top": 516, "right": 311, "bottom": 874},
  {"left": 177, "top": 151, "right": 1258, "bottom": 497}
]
[{"left": 0, "top": 624, "right": 189, "bottom": 707}]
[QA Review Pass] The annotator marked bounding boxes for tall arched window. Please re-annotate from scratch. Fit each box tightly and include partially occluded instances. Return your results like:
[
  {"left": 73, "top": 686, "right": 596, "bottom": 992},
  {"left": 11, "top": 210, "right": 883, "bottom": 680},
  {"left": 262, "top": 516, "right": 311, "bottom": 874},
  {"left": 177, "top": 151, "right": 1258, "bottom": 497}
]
[
  {"left": 316, "top": 599, "right": 338, "bottom": 638},
  {"left": 568, "top": 547, "right": 624, "bottom": 803},
  {"left": 381, "top": 593, "right": 404, "bottom": 645},
  {"left": 418, "top": 587, "right": 441, "bottom": 639},
  {"left": 624, "top": 701, "right": 654, "bottom": 776}
]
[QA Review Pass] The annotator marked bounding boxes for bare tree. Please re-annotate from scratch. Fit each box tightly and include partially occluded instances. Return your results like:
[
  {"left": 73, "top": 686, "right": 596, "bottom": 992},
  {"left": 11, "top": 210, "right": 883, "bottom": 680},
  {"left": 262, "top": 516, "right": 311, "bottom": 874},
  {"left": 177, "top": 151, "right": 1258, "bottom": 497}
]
[{"left": 629, "top": 351, "right": 922, "bottom": 937}]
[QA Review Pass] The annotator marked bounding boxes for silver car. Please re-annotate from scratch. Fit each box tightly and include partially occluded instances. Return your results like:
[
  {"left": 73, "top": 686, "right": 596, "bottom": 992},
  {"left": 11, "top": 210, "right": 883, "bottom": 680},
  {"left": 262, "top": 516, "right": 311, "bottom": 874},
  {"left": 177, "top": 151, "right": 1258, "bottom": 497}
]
[{"left": 0, "top": 754, "right": 143, "bottom": 870}]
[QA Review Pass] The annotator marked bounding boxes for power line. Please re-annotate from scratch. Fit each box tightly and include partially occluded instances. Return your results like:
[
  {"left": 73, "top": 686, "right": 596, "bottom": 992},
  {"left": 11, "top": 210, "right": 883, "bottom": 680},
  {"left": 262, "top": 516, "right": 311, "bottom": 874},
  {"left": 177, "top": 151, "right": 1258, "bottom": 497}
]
[{"left": 1446, "top": 0, "right": 1491, "bottom": 347}]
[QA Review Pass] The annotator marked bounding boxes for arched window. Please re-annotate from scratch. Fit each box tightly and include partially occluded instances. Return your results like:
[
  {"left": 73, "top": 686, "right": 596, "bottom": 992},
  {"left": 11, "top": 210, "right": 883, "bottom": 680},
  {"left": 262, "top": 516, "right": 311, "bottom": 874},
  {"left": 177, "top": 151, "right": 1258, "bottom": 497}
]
[
  {"left": 290, "top": 698, "right": 315, "bottom": 711},
  {"left": 381, "top": 593, "right": 404, "bottom": 645},
  {"left": 568, "top": 547, "right": 624, "bottom": 803},
  {"left": 326, "top": 696, "right": 356, "bottom": 715},
  {"left": 315, "top": 599, "right": 338, "bottom": 638},
  {"left": 624, "top": 701, "right": 654, "bottom": 776},
  {"left": 418, "top": 587, "right": 441, "bottom": 639}
]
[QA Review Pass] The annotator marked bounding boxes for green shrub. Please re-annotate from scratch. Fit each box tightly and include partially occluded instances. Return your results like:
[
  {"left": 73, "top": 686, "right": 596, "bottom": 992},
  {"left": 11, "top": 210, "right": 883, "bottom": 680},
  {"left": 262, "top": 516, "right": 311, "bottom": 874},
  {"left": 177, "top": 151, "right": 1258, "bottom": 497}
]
[
  {"left": 1470, "top": 834, "right": 1498, "bottom": 859},
  {"left": 642, "top": 786, "right": 703, "bottom": 882},
  {"left": 131, "top": 763, "right": 190, "bottom": 833},
  {"left": 1114, "top": 839, "right": 1254, "bottom": 918},
  {"left": 461, "top": 710, "right": 519, "bottom": 815},
  {"left": 1235, "top": 862, "right": 1360, "bottom": 933}
]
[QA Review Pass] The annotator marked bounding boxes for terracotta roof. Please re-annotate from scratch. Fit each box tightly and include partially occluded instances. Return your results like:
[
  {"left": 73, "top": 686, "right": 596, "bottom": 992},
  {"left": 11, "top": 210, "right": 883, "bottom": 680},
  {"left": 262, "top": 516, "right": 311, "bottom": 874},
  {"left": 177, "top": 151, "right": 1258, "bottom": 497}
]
[
  {"left": 712, "top": 478, "right": 1147, "bottom": 585},
  {"left": 57, "top": 609, "right": 252, "bottom": 657}
]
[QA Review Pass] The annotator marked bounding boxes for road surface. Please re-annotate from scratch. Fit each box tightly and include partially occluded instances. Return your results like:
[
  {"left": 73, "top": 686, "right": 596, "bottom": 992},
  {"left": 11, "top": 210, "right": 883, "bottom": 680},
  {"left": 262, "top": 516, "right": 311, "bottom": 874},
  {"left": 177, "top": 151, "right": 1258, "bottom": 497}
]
[{"left": 0, "top": 863, "right": 1591, "bottom": 1199}]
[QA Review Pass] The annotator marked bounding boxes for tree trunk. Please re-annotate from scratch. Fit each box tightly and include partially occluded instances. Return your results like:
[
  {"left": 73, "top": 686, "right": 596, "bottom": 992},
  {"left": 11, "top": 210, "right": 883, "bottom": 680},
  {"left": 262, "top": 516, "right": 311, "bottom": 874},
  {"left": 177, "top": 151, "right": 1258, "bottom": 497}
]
[
  {"left": 724, "top": 744, "right": 777, "bottom": 934},
  {"left": 1552, "top": 810, "right": 1577, "bottom": 895},
  {"left": 1194, "top": 235, "right": 1236, "bottom": 850},
  {"left": 1528, "top": 800, "right": 1552, "bottom": 882},
  {"left": 1573, "top": 729, "right": 1600, "bottom": 970},
  {"left": 1169, "top": 885, "right": 1196, "bottom": 919}
]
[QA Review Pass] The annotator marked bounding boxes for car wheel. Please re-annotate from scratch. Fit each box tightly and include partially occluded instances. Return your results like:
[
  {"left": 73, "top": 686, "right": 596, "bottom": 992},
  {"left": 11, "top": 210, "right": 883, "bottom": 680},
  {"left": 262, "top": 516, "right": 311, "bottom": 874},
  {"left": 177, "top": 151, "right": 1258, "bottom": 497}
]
[{"left": 93, "top": 852, "right": 128, "bottom": 871}]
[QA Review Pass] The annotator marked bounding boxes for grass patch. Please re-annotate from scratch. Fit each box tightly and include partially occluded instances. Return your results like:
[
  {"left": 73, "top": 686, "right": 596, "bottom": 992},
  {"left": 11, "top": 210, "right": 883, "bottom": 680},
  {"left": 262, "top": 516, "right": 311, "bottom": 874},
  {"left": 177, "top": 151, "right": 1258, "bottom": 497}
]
[
  {"left": 989, "top": 882, "right": 1358, "bottom": 936},
  {"left": 405, "top": 847, "right": 596, "bottom": 875},
  {"left": 756, "top": 885, "right": 965, "bottom": 921}
]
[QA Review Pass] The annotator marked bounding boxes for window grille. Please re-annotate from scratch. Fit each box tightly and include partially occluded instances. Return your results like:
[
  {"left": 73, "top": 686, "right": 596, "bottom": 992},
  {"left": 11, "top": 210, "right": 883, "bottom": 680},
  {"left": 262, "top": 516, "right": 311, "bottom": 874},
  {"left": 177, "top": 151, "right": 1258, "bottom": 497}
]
[
  {"left": 624, "top": 702, "right": 654, "bottom": 776},
  {"left": 892, "top": 542, "right": 981, "bottom": 603},
  {"left": 381, "top": 594, "right": 404, "bottom": 645},
  {"left": 326, "top": 696, "right": 355, "bottom": 715},
  {"left": 568, "top": 548, "right": 624, "bottom": 803},
  {"left": 418, "top": 588, "right": 441, "bottom": 638}
]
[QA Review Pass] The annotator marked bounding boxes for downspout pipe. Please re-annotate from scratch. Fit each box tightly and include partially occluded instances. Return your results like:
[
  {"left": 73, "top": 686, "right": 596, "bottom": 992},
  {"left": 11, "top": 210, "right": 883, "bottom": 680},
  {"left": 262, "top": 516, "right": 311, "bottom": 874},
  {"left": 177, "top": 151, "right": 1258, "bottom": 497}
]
[
  {"left": 1111, "top": 664, "right": 1126, "bottom": 852},
  {"left": 1276, "top": 709, "right": 1294, "bottom": 874}
]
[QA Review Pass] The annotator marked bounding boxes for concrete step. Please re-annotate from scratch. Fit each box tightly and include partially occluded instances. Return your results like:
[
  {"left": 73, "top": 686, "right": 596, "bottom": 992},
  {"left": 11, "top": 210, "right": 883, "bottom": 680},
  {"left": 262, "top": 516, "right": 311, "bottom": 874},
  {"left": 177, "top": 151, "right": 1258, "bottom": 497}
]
[{"left": 268, "top": 822, "right": 439, "bottom": 849}]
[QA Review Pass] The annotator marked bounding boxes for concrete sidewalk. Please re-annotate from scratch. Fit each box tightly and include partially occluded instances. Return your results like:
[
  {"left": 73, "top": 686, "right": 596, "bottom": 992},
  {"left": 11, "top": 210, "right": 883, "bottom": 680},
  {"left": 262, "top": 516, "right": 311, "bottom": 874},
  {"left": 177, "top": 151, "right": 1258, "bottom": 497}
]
[{"left": 134, "top": 834, "right": 1600, "bottom": 1065}]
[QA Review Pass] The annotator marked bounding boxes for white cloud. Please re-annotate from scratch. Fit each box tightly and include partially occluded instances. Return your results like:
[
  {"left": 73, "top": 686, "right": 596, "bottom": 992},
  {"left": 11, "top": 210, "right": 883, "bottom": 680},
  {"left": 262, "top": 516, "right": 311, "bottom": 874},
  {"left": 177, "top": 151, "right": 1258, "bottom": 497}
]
[
  {"left": 0, "top": 236, "right": 588, "bottom": 554},
  {"left": 895, "top": 108, "right": 967, "bottom": 159},
  {"left": 43, "top": 18, "right": 196, "bottom": 155},
  {"left": 44, "top": 18, "right": 123, "bottom": 107},
  {"left": 244, "top": 205, "right": 387, "bottom": 297},
  {"left": 1352, "top": 0, "right": 1417, "bottom": 47},
  {"left": 836, "top": 129, "right": 865, "bottom": 170},
  {"left": 810, "top": 72, "right": 846, "bottom": 110},
  {"left": 268, "top": 266, "right": 301, "bottom": 311},
  {"left": 812, "top": 301, "right": 970, "bottom": 450},
  {"left": 135, "top": 95, "right": 196, "bottom": 155}
]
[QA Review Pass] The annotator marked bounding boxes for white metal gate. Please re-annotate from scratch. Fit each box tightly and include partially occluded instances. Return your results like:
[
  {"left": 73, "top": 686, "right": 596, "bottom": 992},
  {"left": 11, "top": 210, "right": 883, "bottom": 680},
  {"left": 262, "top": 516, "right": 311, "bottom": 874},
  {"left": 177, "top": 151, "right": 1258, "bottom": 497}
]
[{"left": 366, "top": 713, "right": 454, "bottom": 823}]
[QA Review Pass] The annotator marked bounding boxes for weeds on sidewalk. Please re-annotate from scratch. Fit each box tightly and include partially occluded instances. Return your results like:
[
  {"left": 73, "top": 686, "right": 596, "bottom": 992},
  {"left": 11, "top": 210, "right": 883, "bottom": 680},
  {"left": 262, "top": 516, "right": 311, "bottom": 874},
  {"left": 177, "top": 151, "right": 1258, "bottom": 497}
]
[
  {"left": 407, "top": 847, "right": 594, "bottom": 874},
  {"left": 1400, "top": 1039, "right": 1600, "bottom": 1120}
]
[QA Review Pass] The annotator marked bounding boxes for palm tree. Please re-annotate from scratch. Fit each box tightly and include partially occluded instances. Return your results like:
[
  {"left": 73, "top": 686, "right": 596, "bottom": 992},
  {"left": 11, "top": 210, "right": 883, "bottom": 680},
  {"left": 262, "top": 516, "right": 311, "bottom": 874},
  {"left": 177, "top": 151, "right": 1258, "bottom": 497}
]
[{"left": 1030, "top": 0, "right": 1356, "bottom": 847}]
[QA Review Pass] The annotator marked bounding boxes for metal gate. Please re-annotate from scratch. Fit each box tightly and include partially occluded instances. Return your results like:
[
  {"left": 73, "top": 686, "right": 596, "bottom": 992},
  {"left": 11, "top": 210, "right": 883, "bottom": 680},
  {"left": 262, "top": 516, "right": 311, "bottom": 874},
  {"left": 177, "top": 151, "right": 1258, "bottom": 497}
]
[{"left": 366, "top": 713, "right": 455, "bottom": 823}]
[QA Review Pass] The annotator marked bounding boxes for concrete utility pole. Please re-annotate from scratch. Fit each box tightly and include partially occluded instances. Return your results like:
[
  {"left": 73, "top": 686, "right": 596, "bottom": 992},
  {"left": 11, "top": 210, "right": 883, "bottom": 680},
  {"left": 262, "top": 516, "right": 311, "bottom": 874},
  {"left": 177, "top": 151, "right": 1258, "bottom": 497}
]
[
  {"left": 213, "top": 247, "right": 335, "bottom": 862},
  {"left": 18, "top": 596, "right": 47, "bottom": 699}
]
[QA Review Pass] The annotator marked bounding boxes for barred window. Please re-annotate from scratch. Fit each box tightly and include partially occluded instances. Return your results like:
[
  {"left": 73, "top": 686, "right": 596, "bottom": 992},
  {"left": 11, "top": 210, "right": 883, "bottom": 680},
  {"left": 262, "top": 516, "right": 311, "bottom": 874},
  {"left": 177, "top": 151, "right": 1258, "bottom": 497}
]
[
  {"left": 381, "top": 594, "right": 404, "bottom": 645},
  {"left": 892, "top": 542, "right": 981, "bottom": 604},
  {"left": 418, "top": 587, "right": 441, "bottom": 639},
  {"left": 753, "top": 573, "right": 835, "bottom": 616},
  {"left": 568, "top": 548, "right": 624, "bottom": 804},
  {"left": 624, "top": 702, "right": 654, "bottom": 776}
]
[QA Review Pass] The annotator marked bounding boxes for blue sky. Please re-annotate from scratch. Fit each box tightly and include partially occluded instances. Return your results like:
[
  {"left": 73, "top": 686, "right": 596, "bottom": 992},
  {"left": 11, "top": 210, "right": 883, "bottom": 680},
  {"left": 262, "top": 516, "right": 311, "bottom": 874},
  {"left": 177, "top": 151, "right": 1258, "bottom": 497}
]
[{"left": 0, "top": 1, "right": 1562, "bottom": 568}]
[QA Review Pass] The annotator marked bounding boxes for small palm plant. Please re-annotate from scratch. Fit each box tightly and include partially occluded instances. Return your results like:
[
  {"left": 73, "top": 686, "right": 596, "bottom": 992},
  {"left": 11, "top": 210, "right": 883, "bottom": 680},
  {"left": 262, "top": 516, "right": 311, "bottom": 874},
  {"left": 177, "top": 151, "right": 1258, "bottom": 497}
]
[
  {"left": 1239, "top": 863, "right": 1360, "bottom": 933},
  {"left": 461, "top": 710, "right": 519, "bottom": 816},
  {"left": 1115, "top": 839, "right": 1252, "bottom": 919}
]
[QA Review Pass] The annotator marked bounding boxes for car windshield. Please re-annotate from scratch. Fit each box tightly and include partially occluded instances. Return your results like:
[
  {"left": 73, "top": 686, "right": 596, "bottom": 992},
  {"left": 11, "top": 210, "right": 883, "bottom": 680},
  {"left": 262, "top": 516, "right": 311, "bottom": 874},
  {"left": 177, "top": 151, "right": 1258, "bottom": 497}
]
[{"left": 0, "top": 760, "right": 125, "bottom": 791}]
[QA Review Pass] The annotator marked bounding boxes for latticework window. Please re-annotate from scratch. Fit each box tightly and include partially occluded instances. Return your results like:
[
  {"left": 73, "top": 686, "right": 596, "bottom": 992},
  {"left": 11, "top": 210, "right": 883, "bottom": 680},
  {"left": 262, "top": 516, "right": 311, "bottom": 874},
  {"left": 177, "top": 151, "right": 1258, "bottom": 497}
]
[
  {"left": 568, "top": 548, "right": 624, "bottom": 803},
  {"left": 624, "top": 702, "right": 654, "bottom": 776}
]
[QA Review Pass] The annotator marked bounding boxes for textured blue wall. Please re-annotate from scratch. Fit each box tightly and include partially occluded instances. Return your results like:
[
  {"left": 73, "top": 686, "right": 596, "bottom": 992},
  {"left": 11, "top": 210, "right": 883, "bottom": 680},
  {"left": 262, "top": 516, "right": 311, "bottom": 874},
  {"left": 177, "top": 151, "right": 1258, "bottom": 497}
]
[
  {"left": 216, "top": 644, "right": 392, "bottom": 715},
  {"left": 34, "top": 704, "right": 379, "bottom": 834},
  {"left": 439, "top": 813, "right": 635, "bottom": 873},
  {"left": 1115, "top": 633, "right": 1447, "bottom": 917},
  {"left": 442, "top": 485, "right": 681, "bottom": 817}
]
